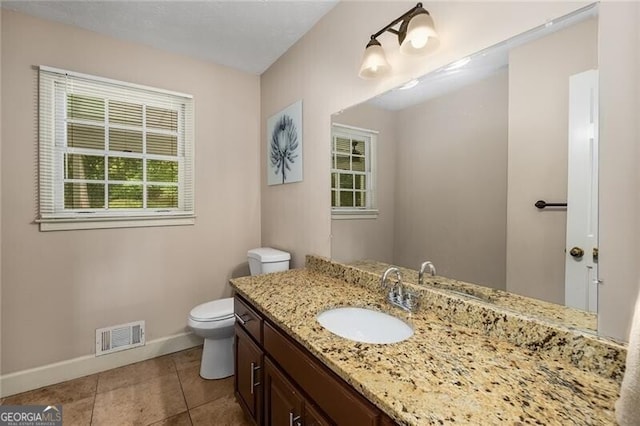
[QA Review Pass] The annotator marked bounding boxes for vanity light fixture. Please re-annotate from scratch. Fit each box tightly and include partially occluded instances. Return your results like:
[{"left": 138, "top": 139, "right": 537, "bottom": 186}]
[{"left": 358, "top": 2, "right": 439, "bottom": 79}]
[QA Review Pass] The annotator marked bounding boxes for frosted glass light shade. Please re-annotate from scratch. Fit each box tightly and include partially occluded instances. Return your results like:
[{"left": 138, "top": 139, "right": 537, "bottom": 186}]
[
  {"left": 358, "top": 40, "right": 391, "bottom": 79},
  {"left": 399, "top": 11, "right": 439, "bottom": 55}
]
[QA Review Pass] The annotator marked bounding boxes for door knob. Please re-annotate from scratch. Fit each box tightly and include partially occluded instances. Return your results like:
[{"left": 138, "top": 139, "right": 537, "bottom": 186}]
[{"left": 569, "top": 247, "right": 584, "bottom": 258}]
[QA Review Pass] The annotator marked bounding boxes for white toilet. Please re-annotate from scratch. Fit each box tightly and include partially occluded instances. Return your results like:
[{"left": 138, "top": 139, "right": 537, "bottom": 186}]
[{"left": 188, "top": 247, "right": 291, "bottom": 379}]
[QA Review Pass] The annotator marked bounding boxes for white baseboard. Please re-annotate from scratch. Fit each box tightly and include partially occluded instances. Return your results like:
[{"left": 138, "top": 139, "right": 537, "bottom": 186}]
[{"left": 0, "top": 332, "right": 203, "bottom": 398}]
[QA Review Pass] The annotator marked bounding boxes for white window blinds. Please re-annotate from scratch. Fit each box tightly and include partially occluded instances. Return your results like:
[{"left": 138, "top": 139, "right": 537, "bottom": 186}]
[
  {"left": 331, "top": 123, "right": 378, "bottom": 217},
  {"left": 38, "top": 66, "right": 195, "bottom": 230}
]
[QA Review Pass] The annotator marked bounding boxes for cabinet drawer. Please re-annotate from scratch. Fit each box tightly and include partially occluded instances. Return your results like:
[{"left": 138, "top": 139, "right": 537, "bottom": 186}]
[
  {"left": 264, "top": 322, "right": 381, "bottom": 426},
  {"left": 234, "top": 295, "right": 263, "bottom": 344}
]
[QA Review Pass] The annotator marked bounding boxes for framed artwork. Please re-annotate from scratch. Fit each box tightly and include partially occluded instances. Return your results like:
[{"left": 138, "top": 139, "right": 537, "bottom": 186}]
[{"left": 267, "top": 100, "right": 303, "bottom": 185}]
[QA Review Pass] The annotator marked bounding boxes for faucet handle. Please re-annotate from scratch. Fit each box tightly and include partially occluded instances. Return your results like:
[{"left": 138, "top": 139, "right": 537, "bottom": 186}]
[
  {"left": 387, "top": 287, "right": 400, "bottom": 304},
  {"left": 403, "top": 288, "right": 420, "bottom": 312}
]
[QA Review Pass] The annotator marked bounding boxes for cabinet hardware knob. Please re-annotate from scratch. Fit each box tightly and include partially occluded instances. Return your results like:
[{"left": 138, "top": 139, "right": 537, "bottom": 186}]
[
  {"left": 234, "top": 313, "right": 252, "bottom": 325},
  {"left": 250, "top": 362, "right": 261, "bottom": 394}
]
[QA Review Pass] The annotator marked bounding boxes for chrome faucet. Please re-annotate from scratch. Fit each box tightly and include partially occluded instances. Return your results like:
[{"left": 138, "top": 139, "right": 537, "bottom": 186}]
[
  {"left": 381, "top": 266, "right": 402, "bottom": 289},
  {"left": 381, "top": 266, "right": 419, "bottom": 312},
  {"left": 381, "top": 266, "right": 403, "bottom": 302},
  {"left": 418, "top": 261, "right": 436, "bottom": 285}
]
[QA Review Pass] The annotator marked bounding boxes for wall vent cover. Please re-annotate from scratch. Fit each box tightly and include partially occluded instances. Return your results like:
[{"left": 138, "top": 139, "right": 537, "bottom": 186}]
[{"left": 96, "top": 320, "right": 145, "bottom": 356}]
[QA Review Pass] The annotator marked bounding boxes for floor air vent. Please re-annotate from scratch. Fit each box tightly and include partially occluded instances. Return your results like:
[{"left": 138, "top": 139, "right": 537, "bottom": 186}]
[{"left": 96, "top": 320, "right": 145, "bottom": 356}]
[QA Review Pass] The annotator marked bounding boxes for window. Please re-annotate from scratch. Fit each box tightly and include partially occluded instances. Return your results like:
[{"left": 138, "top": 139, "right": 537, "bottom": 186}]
[
  {"left": 331, "top": 123, "right": 377, "bottom": 218},
  {"left": 38, "top": 66, "right": 194, "bottom": 231}
]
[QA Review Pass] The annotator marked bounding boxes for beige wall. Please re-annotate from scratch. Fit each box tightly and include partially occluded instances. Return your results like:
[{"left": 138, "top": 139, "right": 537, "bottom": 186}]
[
  {"left": 597, "top": 3, "right": 640, "bottom": 339},
  {"left": 506, "top": 19, "right": 597, "bottom": 305},
  {"left": 1, "top": 10, "right": 261, "bottom": 374},
  {"left": 395, "top": 71, "right": 508, "bottom": 289},
  {"left": 260, "top": 1, "right": 587, "bottom": 269},
  {"left": 330, "top": 104, "right": 397, "bottom": 264},
  {"left": 261, "top": 1, "right": 639, "bottom": 341}
]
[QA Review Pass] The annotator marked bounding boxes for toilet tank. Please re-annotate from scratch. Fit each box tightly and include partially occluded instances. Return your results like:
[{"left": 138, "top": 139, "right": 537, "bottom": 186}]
[{"left": 247, "top": 247, "right": 291, "bottom": 276}]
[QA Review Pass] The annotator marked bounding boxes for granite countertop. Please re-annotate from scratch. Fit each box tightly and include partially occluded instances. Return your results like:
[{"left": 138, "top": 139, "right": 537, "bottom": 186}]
[
  {"left": 230, "top": 261, "right": 622, "bottom": 425},
  {"left": 347, "top": 259, "right": 597, "bottom": 332}
]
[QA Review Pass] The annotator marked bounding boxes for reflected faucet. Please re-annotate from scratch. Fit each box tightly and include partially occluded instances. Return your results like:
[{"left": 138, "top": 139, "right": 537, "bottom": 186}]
[{"left": 418, "top": 261, "right": 436, "bottom": 285}]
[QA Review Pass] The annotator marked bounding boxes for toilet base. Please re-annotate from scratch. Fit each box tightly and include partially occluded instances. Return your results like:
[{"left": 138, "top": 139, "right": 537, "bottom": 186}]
[{"left": 200, "top": 336, "right": 234, "bottom": 380}]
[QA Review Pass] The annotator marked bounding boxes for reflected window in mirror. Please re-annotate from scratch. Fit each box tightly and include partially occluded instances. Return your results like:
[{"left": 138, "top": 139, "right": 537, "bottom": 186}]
[{"left": 331, "top": 124, "right": 378, "bottom": 219}]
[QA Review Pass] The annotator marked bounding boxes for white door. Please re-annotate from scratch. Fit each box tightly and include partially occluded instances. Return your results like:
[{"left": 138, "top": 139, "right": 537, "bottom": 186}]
[{"left": 565, "top": 70, "right": 598, "bottom": 312}]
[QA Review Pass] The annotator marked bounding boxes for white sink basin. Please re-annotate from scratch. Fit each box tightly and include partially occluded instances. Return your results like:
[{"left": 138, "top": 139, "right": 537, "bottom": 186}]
[{"left": 316, "top": 307, "right": 413, "bottom": 344}]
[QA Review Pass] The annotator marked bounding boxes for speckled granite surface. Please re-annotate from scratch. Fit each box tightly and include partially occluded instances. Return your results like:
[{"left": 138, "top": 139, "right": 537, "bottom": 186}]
[
  {"left": 230, "top": 261, "right": 623, "bottom": 425},
  {"left": 346, "top": 259, "right": 597, "bottom": 332},
  {"left": 308, "top": 256, "right": 626, "bottom": 383}
]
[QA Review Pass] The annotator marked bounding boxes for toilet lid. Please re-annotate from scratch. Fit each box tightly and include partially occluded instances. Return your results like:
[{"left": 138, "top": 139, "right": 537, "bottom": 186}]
[{"left": 189, "top": 298, "right": 234, "bottom": 321}]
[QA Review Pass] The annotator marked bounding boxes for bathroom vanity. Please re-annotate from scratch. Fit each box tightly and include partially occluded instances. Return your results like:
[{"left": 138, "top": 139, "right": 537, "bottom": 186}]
[
  {"left": 234, "top": 295, "right": 395, "bottom": 425},
  {"left": 231, "top": 256, "right": 624, "bottom": 425}
]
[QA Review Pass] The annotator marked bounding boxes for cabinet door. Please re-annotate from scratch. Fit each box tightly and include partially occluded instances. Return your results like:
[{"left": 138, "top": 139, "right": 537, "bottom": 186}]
[
  {"left": 264, "top": 358, "right": 304, "bottom": 426},
  {"left": 304, "top": 403, "right": 332, "bottom": 426},
  {"left": 264, "top": 322, "right": 380, "bottom": 425},
  {"left": 235, "top": 325, "right": 263, "bottom": 425}
]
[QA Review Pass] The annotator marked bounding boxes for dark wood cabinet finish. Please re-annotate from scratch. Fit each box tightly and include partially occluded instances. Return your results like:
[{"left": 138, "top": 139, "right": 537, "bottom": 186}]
[
  {"left": 234, "top": 296, "right": 263, "bottom": 343},
  {"left": 234, "top": 294, "right": 397, "bottom": 426},
  {"left": 264, "top": 358, "right": 304, "bottom": 426},
  {"left": 264, "top": 322, "right": 380, "bottom": 426},
  {"left": 235, "top": 324, "right": 264, "bottom": 425},
  {"left": 264, "top": 358, "right": 332, "bottom": 426},
  {"left": 379, "top": 416, "right": 398, "bottom": 426},
  {"left": 304, "top": 401, "right": 332, "bottom": 426}
]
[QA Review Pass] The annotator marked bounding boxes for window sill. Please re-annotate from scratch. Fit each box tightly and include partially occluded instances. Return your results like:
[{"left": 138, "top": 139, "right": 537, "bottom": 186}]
[
  {"left": 37, "top": 215, "right": 196, "bottom": 231},
  {"left": 331, "top": 209, "right": 379, "bottom": 220}
]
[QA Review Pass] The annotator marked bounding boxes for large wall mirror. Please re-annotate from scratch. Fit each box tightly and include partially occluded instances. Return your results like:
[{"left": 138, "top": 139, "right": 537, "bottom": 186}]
[{"left": 330, "top": 4, "right": 600, "bottom": 332}]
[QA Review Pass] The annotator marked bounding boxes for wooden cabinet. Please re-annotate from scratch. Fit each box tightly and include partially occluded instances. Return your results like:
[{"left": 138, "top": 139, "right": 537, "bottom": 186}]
[
  {"left": 235, "top": 324, "right": 263, "bottom": 425},
  {"left": 263, "top": 322, "right": 381, "bottom": 425},
  {"left": 234, "top": 294, "right": 397, "bottom": 426},
  {"left": 234, "top": 296, "right": 263, "bottom": 342},
  {"left": 264, "top": 358, "right": 304, "bottom": 426},
  {"left": 264, "top": 358, "right": 332, "bottom": 426},
  {"left": 303, "top": 401, "right": 332, "bottom": 426}
]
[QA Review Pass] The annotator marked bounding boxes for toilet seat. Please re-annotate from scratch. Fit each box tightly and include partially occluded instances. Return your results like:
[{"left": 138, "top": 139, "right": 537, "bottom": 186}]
[{"left": 189, "top": 297, "right": 234, "bottom": 322}]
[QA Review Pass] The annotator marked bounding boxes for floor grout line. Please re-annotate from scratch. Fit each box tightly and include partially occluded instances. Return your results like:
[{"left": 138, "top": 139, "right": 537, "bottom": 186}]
[
  {"left": 175, "top": 355, "right": 193, "bottom": 424},
  {"left": 88, "top": 376, "right": 98, "bottom": 426},
  {"left": 88, "top": 394, "right": 96, "bottom": 426}
]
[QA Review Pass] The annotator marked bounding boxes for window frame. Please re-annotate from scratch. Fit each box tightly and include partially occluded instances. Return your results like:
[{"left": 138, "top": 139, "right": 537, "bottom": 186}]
[
  {"left": 331, "top": 123, "right": 378, "bottom": 220},
  {"left": 38, "top": 66, "right": 195, "bottom": 231}
]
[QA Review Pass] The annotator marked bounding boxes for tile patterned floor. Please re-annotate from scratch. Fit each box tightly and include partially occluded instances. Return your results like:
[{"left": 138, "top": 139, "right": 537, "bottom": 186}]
[{"left": 1, "top": 347, "right": 252, "bottom": 426}]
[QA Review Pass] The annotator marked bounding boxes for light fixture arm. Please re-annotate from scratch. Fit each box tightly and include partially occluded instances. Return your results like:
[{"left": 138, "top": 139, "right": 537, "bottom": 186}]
[{"left": 368, "top": 3, "right": 426, "bottom": 42}]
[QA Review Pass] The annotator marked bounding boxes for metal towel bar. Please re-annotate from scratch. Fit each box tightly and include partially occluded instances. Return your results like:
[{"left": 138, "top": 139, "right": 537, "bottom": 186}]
[{"left": 534, "top": 200, "right": 567, "bottom": 209}]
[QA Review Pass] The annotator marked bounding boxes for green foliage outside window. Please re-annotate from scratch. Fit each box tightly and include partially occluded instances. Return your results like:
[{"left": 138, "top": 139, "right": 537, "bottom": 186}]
[{"left": 64, "top": 94, "right": 180, "bottom": 210}]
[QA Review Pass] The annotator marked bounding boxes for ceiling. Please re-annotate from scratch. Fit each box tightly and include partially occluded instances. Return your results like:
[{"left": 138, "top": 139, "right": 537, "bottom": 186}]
[{"left": 1, "top": 0, "right": 339, "bottom": 75}]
